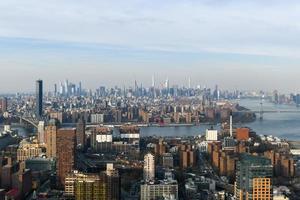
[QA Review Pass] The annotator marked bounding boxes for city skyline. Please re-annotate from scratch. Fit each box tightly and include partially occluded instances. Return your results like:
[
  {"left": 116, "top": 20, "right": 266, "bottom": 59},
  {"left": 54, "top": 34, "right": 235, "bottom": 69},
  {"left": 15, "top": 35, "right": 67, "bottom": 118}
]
[
  {"left": 1, "top": 0, "right": 300, "bottom": 92},
  {"left": 1, "top": 1, "right": 299, "bottom": 199}
]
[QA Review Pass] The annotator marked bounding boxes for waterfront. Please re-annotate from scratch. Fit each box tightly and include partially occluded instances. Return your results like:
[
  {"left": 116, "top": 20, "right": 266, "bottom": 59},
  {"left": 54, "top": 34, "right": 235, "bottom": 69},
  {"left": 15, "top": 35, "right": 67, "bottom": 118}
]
[
  {"left": 2, "top": 99, "right": 300, "bottom": 140},
  {"left": 0, "top": 125, "right": 30, "bottom": 138},
  {"left": 141, "top": 98, "right": 300, "bottom": 140},
  {"left": 118, "top": 99, "right": 300, "bottom": 140},
  {"left": 237, "top": 98, "right": 300, "bottom": 140}
]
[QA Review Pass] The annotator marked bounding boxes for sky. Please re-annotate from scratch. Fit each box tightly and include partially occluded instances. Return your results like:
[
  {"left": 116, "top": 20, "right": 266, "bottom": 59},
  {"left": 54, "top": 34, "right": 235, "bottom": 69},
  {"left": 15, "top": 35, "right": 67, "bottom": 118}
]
[{"left": 0, "top": 0, "right": 300, "bottom": 93}]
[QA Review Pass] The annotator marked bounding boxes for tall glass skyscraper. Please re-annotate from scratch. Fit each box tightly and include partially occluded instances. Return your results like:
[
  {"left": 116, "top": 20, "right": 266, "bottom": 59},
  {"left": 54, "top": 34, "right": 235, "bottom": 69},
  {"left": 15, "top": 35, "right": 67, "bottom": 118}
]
[{"left": 36, "top": 80, "right": 43, "bottom": 118}]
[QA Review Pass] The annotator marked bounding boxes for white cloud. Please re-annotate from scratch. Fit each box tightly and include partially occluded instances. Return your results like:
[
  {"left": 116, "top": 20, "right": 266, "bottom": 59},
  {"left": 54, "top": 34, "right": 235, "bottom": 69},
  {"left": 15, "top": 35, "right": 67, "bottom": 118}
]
[{"left": 0, "top": 0, "right": 300, "bottom": 57}]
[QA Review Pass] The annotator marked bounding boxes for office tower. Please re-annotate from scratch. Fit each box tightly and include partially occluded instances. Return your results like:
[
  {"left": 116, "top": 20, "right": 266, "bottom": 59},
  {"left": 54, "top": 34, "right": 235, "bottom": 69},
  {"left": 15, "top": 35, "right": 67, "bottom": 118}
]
[
  {"left": 59, "top": 82, "right": 64, "bottom": 95},
  {"left": 36, "top": 80, "right": 43, "bottom": 118},
  {"left": 56, "top": 128, "right": 76, "bottom": 187},
  {"left": 37, "top": 121, "right": 45, "bottom": 144},
  {"left": 54, "top": 84, "right": 57, "bottom": 96},
  {"left": 235, "top": 154, "right": 273, "bottom": 200},
  {"left": 105, "top": 164, "right": 120, "bottom": 200},
  {"left": 78, "top": 81, "right": 82, "bottom": 96},
  {"left": 1, "top": 97, "right": 8, "bottom": 112},
  {"left": 76, "top": 118, "right": 85, "bottom": 149},
  {"left": 143, "top": 153, "right": 155, "bottom": 182},
  {"left": 65, "top": 79, "right": 69, "bottom": 96},
  {"left": 45, "top": 119, "right": 59, "bottom": 158}
]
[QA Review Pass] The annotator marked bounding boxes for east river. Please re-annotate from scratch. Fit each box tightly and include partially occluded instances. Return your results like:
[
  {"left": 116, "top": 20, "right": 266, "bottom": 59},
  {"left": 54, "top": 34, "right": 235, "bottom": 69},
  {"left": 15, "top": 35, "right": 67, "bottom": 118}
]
[
  {"left": 141, "top": 98, "right": 300, "bottom": 140},
  {"left": 1, "top": 99, "right": 300, "bottom": 140}
]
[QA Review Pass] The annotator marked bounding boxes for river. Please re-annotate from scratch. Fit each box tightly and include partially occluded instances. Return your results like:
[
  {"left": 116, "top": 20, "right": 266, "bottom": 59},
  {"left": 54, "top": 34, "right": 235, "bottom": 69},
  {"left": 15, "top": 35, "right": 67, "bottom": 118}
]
[
  {"left": 236, "top": 98, "right": 300, "bottom": 140},
  {"left": 140, "top": 98, "right": 300, "bottom": 140},
  {"left": 1, "top": 99, "right": 300, "bottom": 140}
]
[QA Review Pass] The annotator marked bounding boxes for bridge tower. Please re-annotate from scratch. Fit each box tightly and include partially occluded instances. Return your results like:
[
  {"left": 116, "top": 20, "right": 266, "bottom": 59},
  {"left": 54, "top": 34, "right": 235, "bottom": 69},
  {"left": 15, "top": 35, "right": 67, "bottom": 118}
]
[{"left": 259, "top": 96, "right": 264, "bottom": 120}]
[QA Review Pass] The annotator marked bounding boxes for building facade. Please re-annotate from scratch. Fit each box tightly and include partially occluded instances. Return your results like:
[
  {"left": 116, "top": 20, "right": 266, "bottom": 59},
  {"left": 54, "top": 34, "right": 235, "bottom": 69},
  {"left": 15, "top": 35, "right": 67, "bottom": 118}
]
[
  {"left": 57, "top": 128, "right": 76, "bottom": 187},
  {"left": 235, "top": 154, "right": 273, "bottom": 200},
  {"left": 144, "top": 153, "right": 155, "bottom": 182}
]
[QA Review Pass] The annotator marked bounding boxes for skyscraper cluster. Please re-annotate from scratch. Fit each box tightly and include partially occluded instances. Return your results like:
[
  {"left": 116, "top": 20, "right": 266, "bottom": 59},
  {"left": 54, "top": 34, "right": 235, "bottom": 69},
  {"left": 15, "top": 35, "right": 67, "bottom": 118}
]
[{"left": 56, "top": 80, "right": 82, "bottom": 97}]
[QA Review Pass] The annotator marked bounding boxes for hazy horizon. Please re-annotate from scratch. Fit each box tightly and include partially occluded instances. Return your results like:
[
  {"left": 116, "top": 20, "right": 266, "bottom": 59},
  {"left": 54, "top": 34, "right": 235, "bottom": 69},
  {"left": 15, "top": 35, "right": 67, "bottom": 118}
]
[{"left": 1, "top": 0, "right": 300, "bottom": 93}]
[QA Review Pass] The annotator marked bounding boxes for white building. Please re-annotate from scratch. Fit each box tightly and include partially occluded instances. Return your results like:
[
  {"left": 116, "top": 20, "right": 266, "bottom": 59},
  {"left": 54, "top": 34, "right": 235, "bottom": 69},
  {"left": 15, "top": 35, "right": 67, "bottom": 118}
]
[
  {"left": 140, "top": 180, "right": 178, "bottom": 200},
  {"left": 91, "top": 113, "right": 104, "bottom": 123},
  {"left": 205, "top": 129, "right": 218, "bottom": 141},
  {"left": 144, "top": 153, "right": 155, "bottom": 182},
  {"left": 38, "top": 121, "right": 45, "bottom": 144},
  {"left": 198, "top": 141, "right": 208, "bottom": 152}
]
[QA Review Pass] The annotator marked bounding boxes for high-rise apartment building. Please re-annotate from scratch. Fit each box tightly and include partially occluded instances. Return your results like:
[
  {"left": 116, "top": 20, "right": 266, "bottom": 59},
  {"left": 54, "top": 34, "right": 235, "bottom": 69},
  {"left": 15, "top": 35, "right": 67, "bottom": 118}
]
[
  {"left": 1, "top": 97, "right": 8, "bottom": 113},
  {"left": 65, "top": 171, "right": 106, "bottom": 199},
  {"left": 45, "top": 119, "right": 59, "bottom": 158},
  {"left": 144, "top": 153, "right": 155, "bottom": 182},
  {"left": 36, "top": 80, "right": 43, "bottom": 118},
  {"left": 65, "top": 164, "right": 120, "bottom": 200},
  {"left": 76, "top": 118, "right": 85, "bottom": 149},
  {"left": 17, "top": 140, "right": 42, "bottom": 162},
  {"left": 105, "top": 164, "right": 120, "bottom": 200},
  {"left": 235, "top": 154, "right": 273, "bottom": 200},
  {"left": 56, "top": 128, "right": 76, "bottom": 187},
  {"left": 37, "top": 121, "right": 45, "bottom": 144}
]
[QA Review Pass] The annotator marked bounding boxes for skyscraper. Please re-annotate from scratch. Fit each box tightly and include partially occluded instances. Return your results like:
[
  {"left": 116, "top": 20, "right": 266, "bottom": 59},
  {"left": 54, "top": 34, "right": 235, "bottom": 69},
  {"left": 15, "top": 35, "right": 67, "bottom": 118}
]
[
  {"left": 78, "top": 81, "right": 82, "bottom": 96},
  {"left": 143, "top": 153, "right": 155, "bottom": 182},
  {"left": 56, "top": 128, "right": 76, "bottom": 187},
  {"left": 36, "top": 80, "right": 43, "bottom": 118},
  {"left": 37, "top": 121, "right": 45, "bottom": 144},
  {"left": 54, "top": 84, "right": 57, "bottom": 97},
  {"left": 235, "top": 154, "right": 273, "bottom": 200},
  {"left": 45, "top": 119, "right": 60, "bottom": 158},
  {"left": 76, "top": 118, "right": 85, "bottom": 150}
]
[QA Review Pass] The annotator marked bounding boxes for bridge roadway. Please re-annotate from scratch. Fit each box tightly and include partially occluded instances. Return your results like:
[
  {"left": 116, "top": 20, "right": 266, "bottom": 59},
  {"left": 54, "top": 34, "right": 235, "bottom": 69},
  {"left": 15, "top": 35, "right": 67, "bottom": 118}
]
[
  {"left": 235, "top": 110, "right": 300, "bottom": 114},
  {"left": 13, "top": 114, "right": 39, "bottom": 129}
]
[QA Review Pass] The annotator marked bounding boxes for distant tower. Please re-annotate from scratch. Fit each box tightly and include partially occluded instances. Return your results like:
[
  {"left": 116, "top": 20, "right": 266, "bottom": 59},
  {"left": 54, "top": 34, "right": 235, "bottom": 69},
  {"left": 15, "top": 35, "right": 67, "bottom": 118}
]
[
  {"left": 134, "top": 80, "right": 138, "bottom": 96},
  {"left": 65, "top": 79, "right": 69, "bottom": 96},
  {"left": 78, "top": 81, "right": 82, "bottom": 96},
  {"left": 230, "top": 114, "right": 233, "bottom": 137},
  {"left": 188, "top": 77, "right": 191, "bottom": 89},
  {"left": 144, "top": 153, "right": 155, "bottom": 182},
  {"left": 259, "top": 97, "right": 264, "bottom": 120},
  {"left": 54, "top": 84, "right": 57, "bottom": 97},
  {"left": 152, "top": 75, "right": 155, "bottom": 88},
  {"left": 36, "top": 80, "right": 43, "bottom": 118}
]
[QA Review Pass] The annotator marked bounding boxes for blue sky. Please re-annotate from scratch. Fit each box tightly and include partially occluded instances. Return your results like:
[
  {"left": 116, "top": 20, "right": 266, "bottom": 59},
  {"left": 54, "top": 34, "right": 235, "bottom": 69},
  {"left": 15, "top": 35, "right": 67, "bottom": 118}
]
[{"left": 0, "top": 0, "right": 300, "bottom": 92}]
